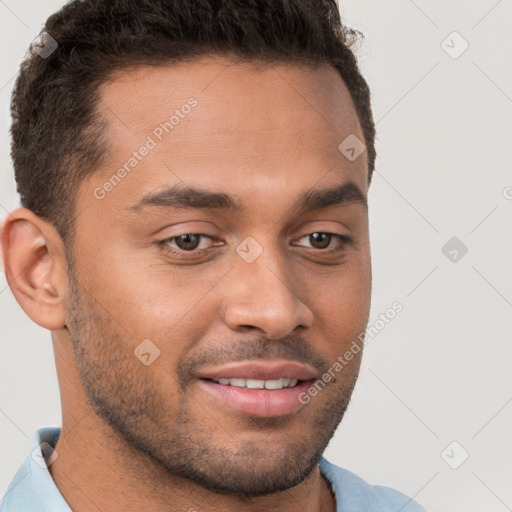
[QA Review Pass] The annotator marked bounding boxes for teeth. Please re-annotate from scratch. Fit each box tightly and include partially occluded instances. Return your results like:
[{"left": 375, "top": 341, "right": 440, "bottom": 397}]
[
  {"left": 265, "top": 379, "right": 283, "bottom": 390},
  {"left": 212, "top": 378, "right": 298, "bottom": 389},
  {"left": 246, "top": 379, "right": 265, "bottom": 389}
]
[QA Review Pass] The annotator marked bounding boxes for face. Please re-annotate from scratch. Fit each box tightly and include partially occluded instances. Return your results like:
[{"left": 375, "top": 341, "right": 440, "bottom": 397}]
[{"left": 64, "top": 57, "right": 371, "bottom": 497}]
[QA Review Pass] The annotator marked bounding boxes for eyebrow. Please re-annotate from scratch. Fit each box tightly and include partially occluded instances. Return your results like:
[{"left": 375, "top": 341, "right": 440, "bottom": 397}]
[{"left": 127, "top": 181, "right": 367, "bottom": 213}]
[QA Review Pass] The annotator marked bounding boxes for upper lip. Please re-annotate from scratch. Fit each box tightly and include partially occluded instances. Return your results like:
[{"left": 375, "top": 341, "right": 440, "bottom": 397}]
[{"left": 196, "top": 360, "right": 317, "bottom": 381}]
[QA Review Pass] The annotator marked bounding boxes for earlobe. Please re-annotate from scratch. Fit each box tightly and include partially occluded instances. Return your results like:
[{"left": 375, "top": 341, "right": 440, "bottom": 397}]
[{"left": 0, "top": 208, "right": 69, "bottom": 330}]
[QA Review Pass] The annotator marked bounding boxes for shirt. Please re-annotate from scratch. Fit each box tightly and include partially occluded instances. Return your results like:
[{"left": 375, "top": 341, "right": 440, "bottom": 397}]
[{"left": 1, "top": 427, "right": 427, "bottom": 511}]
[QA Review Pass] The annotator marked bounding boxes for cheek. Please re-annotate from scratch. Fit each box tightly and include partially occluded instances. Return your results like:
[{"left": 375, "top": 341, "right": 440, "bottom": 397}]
[
  {"left": 128, "top": 264, "right": 230, "bottom": 334},
  {"left": 316, "top": 285, "right": 370, "bottom": 342},
  {"left": 309, "top": 258, "right": 371, "bottom": 351},
  {"left": 76, "top": 240, "right": 204, "bottom": 323},
  {"left": 79, "top": 257, "right": 225, "bottom": 372}
]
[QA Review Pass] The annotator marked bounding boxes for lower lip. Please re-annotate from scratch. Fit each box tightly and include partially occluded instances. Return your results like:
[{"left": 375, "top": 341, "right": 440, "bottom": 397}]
[{"left": 198, "top": 379, "right": 312, "bottom": 417}]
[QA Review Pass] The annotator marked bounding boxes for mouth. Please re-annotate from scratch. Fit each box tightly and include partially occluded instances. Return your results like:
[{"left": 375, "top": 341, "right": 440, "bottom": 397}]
[
  {"left": 195, "top": 360, "right": 318, "bottom": 417},
  {"left": 203, "top": 377, "right": 301, "bottom": 389},
  {"left": 197, "top": 376, "right": 314, "bottom": 418}
]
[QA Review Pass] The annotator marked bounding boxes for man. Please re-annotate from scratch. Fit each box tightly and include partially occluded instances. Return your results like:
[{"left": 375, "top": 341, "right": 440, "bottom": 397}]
[{"left": 0, "top": 0, "right": 427, "bottom": 511}]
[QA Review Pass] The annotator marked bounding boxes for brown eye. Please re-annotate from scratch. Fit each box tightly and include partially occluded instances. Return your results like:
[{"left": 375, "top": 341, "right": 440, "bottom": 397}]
[
  {"left": 174, "top": 234, "right": 202, "bottom": 251},
  {"left": 308, "top": 232, "right": 332, "bottom": 249},
  {"left": 159, "top": 233, "right": 216, "bottom": 255},
  {"left": 294, "top": 232, "right": 351, "bottom": 251}
]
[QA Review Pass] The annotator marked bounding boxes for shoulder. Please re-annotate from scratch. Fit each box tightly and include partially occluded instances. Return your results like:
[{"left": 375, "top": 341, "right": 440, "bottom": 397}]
[
  {"left": 1, "top": 426, "right": 70, "bottom": 512},
  {"left": 319, "top": 456, "right": 428, "bottom": 512},
  {"left": 1, "top": 454, "right": 33, "bottom": 511}
]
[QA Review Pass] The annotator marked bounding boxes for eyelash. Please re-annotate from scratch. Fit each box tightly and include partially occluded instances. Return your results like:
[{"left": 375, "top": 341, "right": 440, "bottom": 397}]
[{"left": 157, "top": 232, "right": 352, "bottom": 257}]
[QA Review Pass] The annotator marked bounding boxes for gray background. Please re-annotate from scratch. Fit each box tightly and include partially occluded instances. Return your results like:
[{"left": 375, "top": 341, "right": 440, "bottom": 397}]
[{"left": 1, "top": 1, "right": 511, "bottom": 510}]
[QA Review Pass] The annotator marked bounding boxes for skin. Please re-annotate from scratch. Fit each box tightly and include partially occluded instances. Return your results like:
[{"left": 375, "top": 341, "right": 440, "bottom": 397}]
[{"left": 1, "top": 56, "right": 371, "bottom": 512}]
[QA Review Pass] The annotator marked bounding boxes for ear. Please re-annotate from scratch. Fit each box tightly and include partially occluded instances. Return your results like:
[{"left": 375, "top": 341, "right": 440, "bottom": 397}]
[{"left": 1, "top": 208, "right": 69, "bottom": 330}]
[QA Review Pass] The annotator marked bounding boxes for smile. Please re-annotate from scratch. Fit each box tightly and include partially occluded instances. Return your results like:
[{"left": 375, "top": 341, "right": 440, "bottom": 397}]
[
  {"left": 208, "top": 377, "right": 299, "bottom": 389},
  {"left": 198, "top": 378, "right": 313, "bottom": 417}
]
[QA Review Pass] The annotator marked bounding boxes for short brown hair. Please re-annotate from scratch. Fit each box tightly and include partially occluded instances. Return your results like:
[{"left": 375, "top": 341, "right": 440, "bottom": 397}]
[{"left": 11, "top": 0, "right": 376, "bottom": 244}]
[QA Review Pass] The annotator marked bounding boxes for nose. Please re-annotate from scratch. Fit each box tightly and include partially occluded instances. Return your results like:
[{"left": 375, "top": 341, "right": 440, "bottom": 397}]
[{"left": 222, "top": 244, "right": 314, "bottom": 339}]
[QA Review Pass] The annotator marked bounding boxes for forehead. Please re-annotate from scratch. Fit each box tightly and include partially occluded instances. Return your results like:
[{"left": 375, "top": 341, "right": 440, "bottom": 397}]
[{"left": 80, "top": 56, "right": 367, "bottom": 216}]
